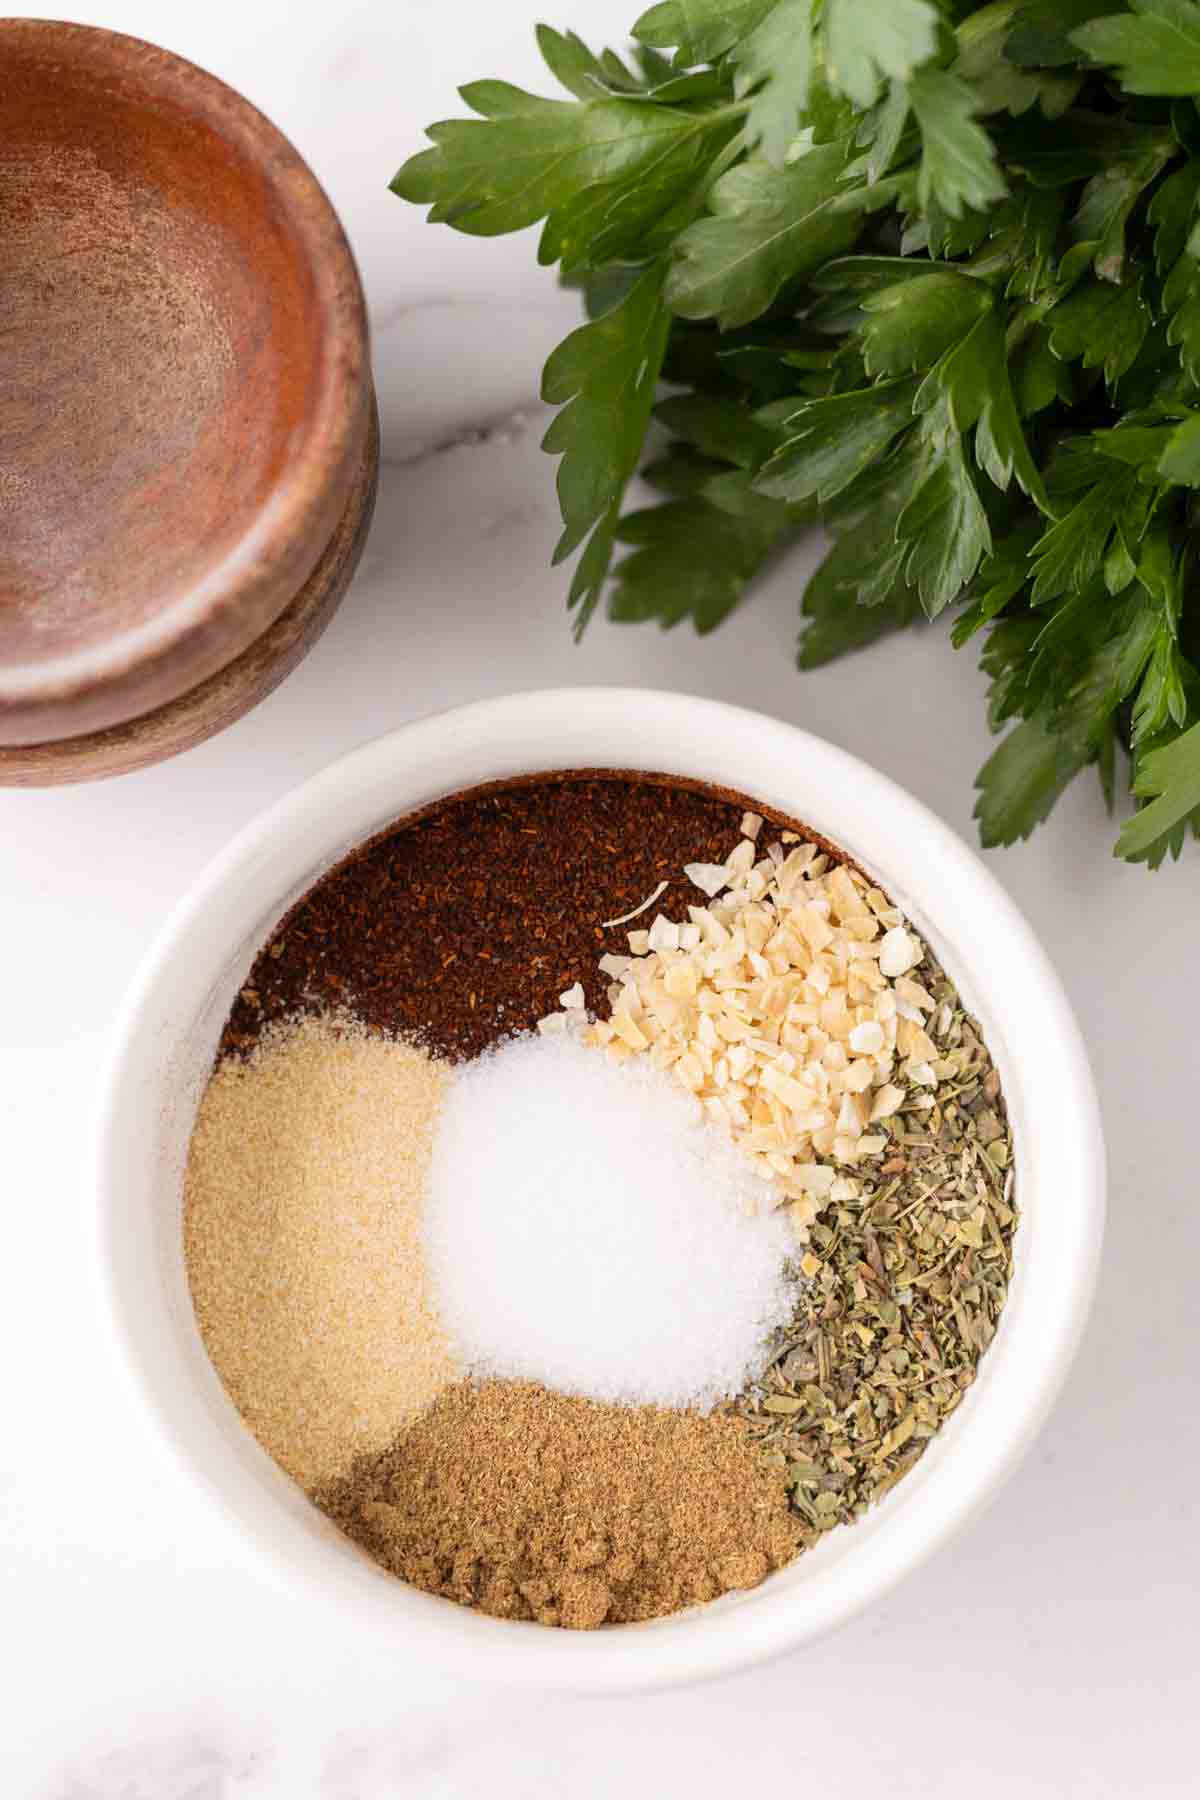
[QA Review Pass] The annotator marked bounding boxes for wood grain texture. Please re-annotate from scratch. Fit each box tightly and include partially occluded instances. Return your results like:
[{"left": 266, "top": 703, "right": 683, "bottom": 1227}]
[
  {"left": 0, "top": 21, "right": 369, "bottom": 744},
  {"left": 0, "top": 399, "right": 378, "bottom": 786}
]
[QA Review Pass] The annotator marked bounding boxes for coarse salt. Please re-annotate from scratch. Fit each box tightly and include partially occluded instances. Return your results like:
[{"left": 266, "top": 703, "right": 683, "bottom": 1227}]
[{"left": 425, "top": 1033, "right": 796, "bottom": 1411}]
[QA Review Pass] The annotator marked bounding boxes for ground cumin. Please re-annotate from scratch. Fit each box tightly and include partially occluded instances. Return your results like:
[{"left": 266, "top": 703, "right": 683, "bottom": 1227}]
[{"left": 318, "top": 1380, "right": 803, "bottom": 1629}]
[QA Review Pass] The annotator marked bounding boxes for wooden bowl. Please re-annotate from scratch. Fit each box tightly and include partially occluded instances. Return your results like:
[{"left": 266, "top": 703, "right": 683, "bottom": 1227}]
[
  {"left": 0, "top": 21, "right": 371, "bottom": 750},
  {"left": 0, "top": 400, "right": 379, "bottom": 786}
]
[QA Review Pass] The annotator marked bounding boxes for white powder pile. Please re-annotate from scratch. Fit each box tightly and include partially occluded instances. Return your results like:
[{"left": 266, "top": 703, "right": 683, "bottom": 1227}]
[{"left": 425, "top": 1033, "right": 796, "bottom": 1409}]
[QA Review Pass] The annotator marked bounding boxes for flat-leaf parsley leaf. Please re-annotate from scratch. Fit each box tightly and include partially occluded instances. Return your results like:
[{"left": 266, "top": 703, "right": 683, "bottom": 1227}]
[{"left": 394, "top": 4, "right": 1200, "bottom": 866}]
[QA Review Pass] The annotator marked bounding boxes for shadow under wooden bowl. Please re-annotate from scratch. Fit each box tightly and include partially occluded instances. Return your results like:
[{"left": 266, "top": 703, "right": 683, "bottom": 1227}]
[{"left": 0, "top": 20, "right": 370, "bottom": 748}]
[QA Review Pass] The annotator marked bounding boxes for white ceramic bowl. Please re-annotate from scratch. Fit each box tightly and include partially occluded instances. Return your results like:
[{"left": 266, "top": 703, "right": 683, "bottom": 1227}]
[{"left": 93, "top": 689, "right": 1104, "bottom": 1690}]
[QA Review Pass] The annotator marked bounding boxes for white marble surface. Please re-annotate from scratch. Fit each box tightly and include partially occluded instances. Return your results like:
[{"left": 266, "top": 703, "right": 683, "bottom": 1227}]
[{"left": 2, "top": 3, "right": 1197, "bottom": 1794}]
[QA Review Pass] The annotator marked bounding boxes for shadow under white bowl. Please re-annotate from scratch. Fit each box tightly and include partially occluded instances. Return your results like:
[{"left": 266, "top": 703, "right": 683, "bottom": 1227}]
[{"left": 93, "top": 689, "right": 1105, "bottom": 1690}]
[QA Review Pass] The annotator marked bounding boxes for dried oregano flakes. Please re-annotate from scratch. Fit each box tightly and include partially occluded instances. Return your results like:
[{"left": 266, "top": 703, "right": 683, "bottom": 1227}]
[{"left": 736, "top": 949, "right": 1016, "bottom": 1541}]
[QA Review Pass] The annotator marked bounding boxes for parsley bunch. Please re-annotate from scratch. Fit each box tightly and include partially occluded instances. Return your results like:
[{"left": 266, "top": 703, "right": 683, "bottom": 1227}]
[{"left": 394, "top": 0, "right": 1200, "bottom": 865}]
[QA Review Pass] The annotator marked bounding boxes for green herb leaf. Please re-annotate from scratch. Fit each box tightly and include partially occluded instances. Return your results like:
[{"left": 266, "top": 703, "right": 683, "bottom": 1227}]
[
  {"left": 797, "top": 455, "right": 925, "bottom": 662},
  {"left": 811, "top": 253, "right": 937, "bottom": 301},
  {"left": 859, "top": 271, "right": 993, "bottom": 377},
  {"left": 797, "top": 572, "right": 921, "bottom": 666},
  {"left": 667, "top": 142, "right": 861, "bottom": 327},
  {"left": 755, "top": 380, "right": 921, "bottom": 503},
  {"left": 1046, "top": 275, "right": 1150, "bottom": 387},
  {"left": 977, "top": 372, "right": 1048, "bottom": 515},
  {"left": 1059, "top": 135, "right": 1175, "bottom": 286},
  {"left": 1132, "top": 634, "right": 1191, "bottom": 739},
  {"left": 1148, "top": 159, "right": 1200, "bottom": 274},
  {"left": 898, "top": 431, "right": 993, "bottom": 616},
  {"left": 1028, "top": 461, "right": 1139, "bottom": 601},
  {"left": 654, "top": 391, "right": 783, "bottom": 466},
  {"left": 1073, "top": 0, "right": 1200, "bottom": 97},
  {"left": 1151, "top": 162, "right": 1200, "bottom": 383},
  {"left": 396, "top": 69, "right": 746, "bottom": 275},
  {"left": 609, "top": 486, "right": 791, "bottom": 631},
  {"left": 992, "top": 108, "right": 1152, "bottom": 188},
  {"left": 632, "top": 0, "right": 776, "bottom": 66},
  {"left": 974, "top": 710, "right": 1092, "bottom": 844},
  {"left": 824, "top": 0, "right": 940, "bottom": 111},
  {"left": 990, "top": 186, "right": 1069, "bottom": 300},
  {"left": 917, "top": 306, "right": 1051, "bottom": 509},
  {"left": 863, "top": 81, "right": 915, "bottom": 181},
  {"left": 806, "top": 445, "right": 925, "bottom": 603},
  {"left": 908, "top": 67, "right": 1007, "bottom": 219},
  {"left": 535, "top": 25, "right": 637, "bottom": 100},
  {"left": 538, "top": 113, "right": 738, "bottom": 272},
  {"left": 396, "top": 7, "right": 1200, "bottom": 865},
  {"left": 1117, "top": 716, "right": 1200, "bottom": 856},
  {"left": 1158, "top": 411, "right": 1200, "bottom": 482},
  {"left": 952, "top": 529, "right": 1039, "bottom": 646},
  {"left": 1007, "top": 0, "right": 1127, "bottom": 69},
  {"left": 541, "top": 265, "right": 671, "bottom": 628},
  {"left": 641, "top": 444, "right": 728, "bottom": 497},
  {"left": 956, "top": 2, "right": 1083, "bottom": 116},
  {"left": 1092, "top": 423, "right": 1174, "bottom": 469},
  {"left": 1010, "top": 325, "right": 1073, "bottom": 413},
  {"left": 732, "top": 0, "right": 815, "bottom": 167}
]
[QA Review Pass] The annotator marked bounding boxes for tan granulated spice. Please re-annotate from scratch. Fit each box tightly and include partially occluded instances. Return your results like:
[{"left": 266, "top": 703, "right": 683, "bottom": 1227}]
[
  {"left": 319, "top": 1379, "right": 803, "bottom": 1629},
  {"left": 183, "top": 1015, "right": 459, "bottom": 1489}
]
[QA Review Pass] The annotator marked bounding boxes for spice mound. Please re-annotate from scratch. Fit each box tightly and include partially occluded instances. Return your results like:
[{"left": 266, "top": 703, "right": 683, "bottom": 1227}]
[
  {"left": 184, "top": 1015, "right": 459, "bottom": 1489},
  {"left": 548, "top": 813, "right": 935, "bottom": 1241},
  {"left": 188, "top": 772, "right": 1016, "bottom": 1630},
  {"left": 321, "top": 1380, "right": 802, "bottom": 1627},
  {"left": 426, "top": 1032, "right": 794, "bottom": 1409}
]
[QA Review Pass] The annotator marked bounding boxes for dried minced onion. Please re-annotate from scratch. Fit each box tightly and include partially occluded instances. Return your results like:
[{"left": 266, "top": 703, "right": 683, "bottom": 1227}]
[
  {"left": 599, "top": 880, "right": 669, "bottom": 929},
  {"left": 541, "top": 820, "right": 942, "bottom": 1239},
  {"left": 682, "top": 862, "right": 730, "bottom": 899}
]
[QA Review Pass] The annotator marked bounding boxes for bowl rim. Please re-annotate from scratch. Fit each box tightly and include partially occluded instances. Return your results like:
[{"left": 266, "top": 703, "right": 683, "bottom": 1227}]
[
  {"left": 0, "top": 19, "right": 368, "bottom": 743},
  {"left": 91, "top": 688, "right": 1106, "bottom": 1690}
]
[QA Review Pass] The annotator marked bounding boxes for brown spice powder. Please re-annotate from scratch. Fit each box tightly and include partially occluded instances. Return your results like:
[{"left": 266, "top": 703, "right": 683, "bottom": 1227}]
[
  {"left": 221, "top": 775, "right": 836, "bottom": 1065},
  {"left": 319, "top": 1379, "right": 802, "bottom": 1629},
  {"left": 184, "top": 1015, "right": 460, "bottom": 1489}
]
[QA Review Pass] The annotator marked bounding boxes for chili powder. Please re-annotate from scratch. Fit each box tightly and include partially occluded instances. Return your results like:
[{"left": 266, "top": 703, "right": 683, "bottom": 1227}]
[{"left": 221, "top": 772, "right": 835, "bottom": 1064}]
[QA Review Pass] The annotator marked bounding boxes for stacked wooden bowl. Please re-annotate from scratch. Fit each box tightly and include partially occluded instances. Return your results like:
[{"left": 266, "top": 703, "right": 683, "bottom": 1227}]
[{"left": 0, "top": 21, "right": 378, "bottom": 784}]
